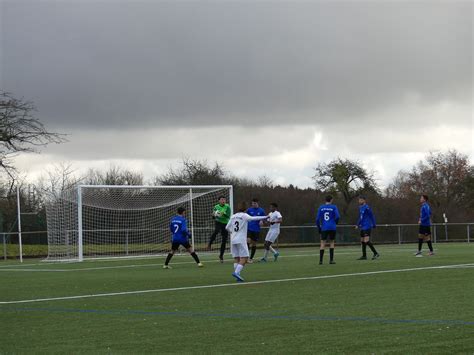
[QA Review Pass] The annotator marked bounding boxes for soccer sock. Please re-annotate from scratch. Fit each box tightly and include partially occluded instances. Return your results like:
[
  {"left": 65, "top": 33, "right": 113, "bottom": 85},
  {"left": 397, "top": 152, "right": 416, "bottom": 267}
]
[
  {"left": 329, "top": 248, "right": 334, "bottom": 261},
  {"left": 269, "top": 246, "right": 277, "bottom": 254},
  {"left": 250, "top": 246, "right": 257, "bottom": 259},
  {"left": 263, "top": 249, "right": 269, "bottom": 259},
  {"left": 362, "top": 242, "right": 367, "bottom": 257},
  {"left": 427, "top": 240, "right": 433, "bottom": 252},
  {"left": 165, "top": 253, "right": 173, "bottom": 266},
  {"left": 233, "top": 263, "right": 238, "bottom": 270},
  {"left": 190, "top": 252, "right": 200, "bottom": 264},
  {"left": 219, "top": 242, "right": 226, "bottom": 259},
  {"left": 319, "top": 249, "right": 324, "bottom": 262},
  {"left": 235, "top": 264, "right": 244, "bottom": 274},
  {"left": 367, "top": 241, "right": 377, "bottom": 255},
  {"left": 418, "top": 238, "right": 423, "bottom": 252}
]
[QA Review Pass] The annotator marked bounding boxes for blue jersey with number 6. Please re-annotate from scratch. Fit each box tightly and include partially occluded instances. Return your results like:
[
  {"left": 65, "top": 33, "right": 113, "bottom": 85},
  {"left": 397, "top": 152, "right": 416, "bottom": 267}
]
[
  {"left": 170, "top": 215, "right": 190, "bottom": 243},
  {"left": 316, "top": 204, "right": 340, "bottom": 231}
]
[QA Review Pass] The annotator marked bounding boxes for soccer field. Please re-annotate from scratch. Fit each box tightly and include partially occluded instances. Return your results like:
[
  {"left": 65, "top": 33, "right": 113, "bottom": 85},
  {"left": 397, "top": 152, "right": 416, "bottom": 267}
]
[{"left": 0, "top": 244, "right": 473, "bottom": 354}]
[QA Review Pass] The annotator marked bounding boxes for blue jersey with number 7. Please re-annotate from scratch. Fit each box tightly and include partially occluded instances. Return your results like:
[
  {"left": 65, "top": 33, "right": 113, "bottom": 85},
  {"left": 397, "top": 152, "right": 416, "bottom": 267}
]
[
  {"left": 170, "top": 215, "right": 190, "bottom": 243},
  {"left": 316, "top": 204, "right": 340, "bottom": 231}
]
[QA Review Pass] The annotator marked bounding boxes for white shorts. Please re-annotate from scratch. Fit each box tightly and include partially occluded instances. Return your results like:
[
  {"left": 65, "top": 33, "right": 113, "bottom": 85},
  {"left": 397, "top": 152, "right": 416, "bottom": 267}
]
[
  {"left": 265, "top": 230, "right": 280, "bottom": 243},
  {"left": 231, "top": 243, "right": 249, "bottom": 258}
]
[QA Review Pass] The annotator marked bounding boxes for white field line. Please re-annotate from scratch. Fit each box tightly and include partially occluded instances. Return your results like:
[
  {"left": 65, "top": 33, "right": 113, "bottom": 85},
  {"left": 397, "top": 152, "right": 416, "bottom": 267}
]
[
  {"left": 1, "top": 263, "right": 472, "bottom": 305},
  {"left": 0, "top": 250, "right": 416, "bottom": 272},
  {"left": 0, "top": 246, "right": 429, "bottom": 269}
]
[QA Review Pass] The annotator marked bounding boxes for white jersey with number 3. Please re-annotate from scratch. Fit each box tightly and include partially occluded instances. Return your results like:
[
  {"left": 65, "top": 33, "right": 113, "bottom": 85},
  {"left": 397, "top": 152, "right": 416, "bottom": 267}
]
[{"left": 226, "top": 212, "right": 268, "bottom": 245}]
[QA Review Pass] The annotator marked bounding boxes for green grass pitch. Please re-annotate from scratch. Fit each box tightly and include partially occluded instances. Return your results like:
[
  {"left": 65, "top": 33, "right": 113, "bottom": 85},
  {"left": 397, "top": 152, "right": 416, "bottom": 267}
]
[{"left": 0, "top": 243, "right": 473, "bottom": 354}]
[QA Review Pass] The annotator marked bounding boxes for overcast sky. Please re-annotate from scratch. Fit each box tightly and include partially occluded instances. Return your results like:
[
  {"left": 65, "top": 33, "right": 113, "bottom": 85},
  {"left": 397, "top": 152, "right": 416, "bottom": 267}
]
[{"left": 1, "top": 0, "right": 472, "bottom": 188}]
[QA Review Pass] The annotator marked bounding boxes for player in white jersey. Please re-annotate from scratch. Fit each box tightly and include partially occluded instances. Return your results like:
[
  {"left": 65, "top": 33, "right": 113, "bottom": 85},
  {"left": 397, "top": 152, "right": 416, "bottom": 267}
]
[
  {"left": 226, "top": 202, "right": 269, "bottom": 282},
  {"left": 260, "top": 203, "right": 283, "bottom": 262}
]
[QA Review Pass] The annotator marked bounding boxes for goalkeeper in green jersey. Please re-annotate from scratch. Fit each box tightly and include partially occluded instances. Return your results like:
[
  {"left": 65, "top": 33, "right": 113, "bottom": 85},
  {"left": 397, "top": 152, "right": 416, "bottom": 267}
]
[{"left": 208, "top": 196, "right": 232, "bottom": 262}]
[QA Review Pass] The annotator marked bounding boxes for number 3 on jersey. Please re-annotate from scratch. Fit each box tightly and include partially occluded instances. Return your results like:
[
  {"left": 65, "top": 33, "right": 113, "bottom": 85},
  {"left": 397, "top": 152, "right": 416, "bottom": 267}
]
[{"left": 234, "top": 221, "right": 240, "bottom": 232}]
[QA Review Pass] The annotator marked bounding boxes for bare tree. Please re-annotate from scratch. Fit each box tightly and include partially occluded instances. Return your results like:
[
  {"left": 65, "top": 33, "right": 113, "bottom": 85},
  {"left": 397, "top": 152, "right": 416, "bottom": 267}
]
[
  {"left": 154, "top": 158, "right": 231, "bottom": 186},
  {"left": 36, "top": 162, "right": 83, "bottom": 199},
  {"left": 84, "top": 166, "right": 144, "bottom": 186},
  {"left": 387, "top": 150, "right": 473, "bottom": 211},
  {"left": 0, "top": 92, "right": 65, "bottom": 177},
  {"left": 256, "top": 174, "right": 274, "bottom": 188}
]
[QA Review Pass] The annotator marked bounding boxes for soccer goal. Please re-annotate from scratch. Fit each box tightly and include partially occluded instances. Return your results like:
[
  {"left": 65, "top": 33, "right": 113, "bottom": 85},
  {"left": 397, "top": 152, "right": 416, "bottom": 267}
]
[{"left": 45, "top": 185, "right": 233, "bottom": 261}]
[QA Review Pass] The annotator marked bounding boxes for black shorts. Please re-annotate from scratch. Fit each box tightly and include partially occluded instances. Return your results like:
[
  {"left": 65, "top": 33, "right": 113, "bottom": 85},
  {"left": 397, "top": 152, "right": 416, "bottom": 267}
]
[
  {"left": 171, "top": 241, "right": 191, "bottom": 251},
  {"left": 321, "top": 230, "right": 336, "bottom": 241},
  {"left": 360, "top": 229, "right": 371, "bottom": 238},
  {"left": 419, "top": 225, "right": 431, "bottom": 236},
  {"left": 247, "top": 231, "right": 260, "bottom": 242}
]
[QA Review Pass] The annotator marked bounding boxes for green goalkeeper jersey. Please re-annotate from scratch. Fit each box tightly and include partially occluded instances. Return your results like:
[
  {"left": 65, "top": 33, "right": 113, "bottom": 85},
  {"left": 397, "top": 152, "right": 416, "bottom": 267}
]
[{"left": 213, "top": 203, "right": 231, "bottom": 224}]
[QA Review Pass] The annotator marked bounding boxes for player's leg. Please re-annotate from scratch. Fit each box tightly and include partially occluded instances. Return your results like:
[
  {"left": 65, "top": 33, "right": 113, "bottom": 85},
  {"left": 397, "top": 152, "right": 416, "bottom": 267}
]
[
  {"left": 248, "top": 232, "right": 259, "bottom": 262},
  {"left": 234, "top": 257, "right": 239, "bottom": 271},
  {"left": 424, "top": 232, "right": 434, "bottom": 255},
  {"left": 250, "top": 239, "right": 257, "bottom": 262},
  {"left": 415, "top": 226, "right": 425, "bottom": 256},
  {"left": 219, "top": 223, "right": 228, "bottom": 262},
  {"left": 364, "top": 231, "right": 379, "bottom": 259},
  {"left": 264, "top": 231, "right": 279, "bottom": 260},
  {"left": 358, "top": 232, "right": 367, "bottom": 260},
  {"left": 184, "top": 243, "right": 203, "bottom": 267},
  {"left": 163, "top": 243, "right": 179, "bottom": 269},
  {"left": 329, "top": 232, "right": 336, "bottom": 264},
  {"left": 261, "top": 240, "right": 271, "bottom": 262},
  {"left": 319, "top": 233, "right": 327, "bottom": 265},
  {"left": 232, "top": 244, "right": 248, "bottom": 282},
  {"left": 208, "top": 221, "right": 220, "bottom": 249}
]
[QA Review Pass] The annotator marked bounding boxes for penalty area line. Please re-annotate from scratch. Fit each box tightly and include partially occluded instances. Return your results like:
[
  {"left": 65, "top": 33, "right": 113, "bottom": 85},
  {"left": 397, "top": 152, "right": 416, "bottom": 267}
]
[{"left": 0, "top": 263, "right": 472, "bottom": 305}]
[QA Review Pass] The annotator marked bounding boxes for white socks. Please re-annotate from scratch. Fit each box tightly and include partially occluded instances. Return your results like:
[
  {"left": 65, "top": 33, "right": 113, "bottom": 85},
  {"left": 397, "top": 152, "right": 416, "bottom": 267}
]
[
  {"left": 235, "top": 264, "right": 244, "bottom": 274},
  {"left": 233, "top": 263, "right": 237, "bottom": 269},
  {"left": 263, "top": 250, "right": 269, "bottom": 259},
  {"left": 269, "top": 246, "right": 277, "bottom": 254}
]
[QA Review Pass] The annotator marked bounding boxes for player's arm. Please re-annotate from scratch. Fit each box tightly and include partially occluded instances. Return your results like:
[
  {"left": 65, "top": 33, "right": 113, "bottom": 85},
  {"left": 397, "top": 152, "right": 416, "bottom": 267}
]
[
  {"left": 355, "top": 208, "right": 364, "bottom": 229},
  {"left": 223, "top": 205, "right": 231, "bottom": 219},
  {"left": 369, "top": 208, "right": 376, "bottom": 228},
  {"left": 182, "top": 219, "right": 191, "bottom": 238},
  {"left": 418, "top": 206, "right": 423, "bottom": 224},
  {"left": 244, "top": 214, "right": 269, "bottom": 222},
  {"left": 334, "top": 207, "right": 340, "bottom": 225},
  {"left": 225, "top": 219, "right": 233, "bottom": 233},
  {"left": 316, "top": 209, "right": 322, "bottom": 228}
]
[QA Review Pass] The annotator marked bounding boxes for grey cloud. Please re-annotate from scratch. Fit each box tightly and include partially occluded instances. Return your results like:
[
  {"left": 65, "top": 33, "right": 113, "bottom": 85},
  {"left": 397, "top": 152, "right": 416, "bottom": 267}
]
[{"left": 1, "top": 1, "right": 471, "bottom": 130}]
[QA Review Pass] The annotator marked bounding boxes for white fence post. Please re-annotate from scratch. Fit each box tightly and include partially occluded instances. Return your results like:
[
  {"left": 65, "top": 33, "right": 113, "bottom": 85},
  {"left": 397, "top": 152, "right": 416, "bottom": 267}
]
[
  {"left": 468, "top": 225, "right": 470, "bottom": 243},
  {"left": 77, "top": 186, "right": 83, "bottom": 262},
  {"left": 2, "top": 233, "right": 6, "bottom": 260},
  {"left": 16, "top": 186, "right": 23, "bottom": 263},
  {"left": 398, "top": 226, "right": 401, "bottom": 245},
  {"left": 189, "top": 188, "right": 195, "bottom": 249},
  {"left": 125, "top": 229, "right": 129, "bottom": 255}
]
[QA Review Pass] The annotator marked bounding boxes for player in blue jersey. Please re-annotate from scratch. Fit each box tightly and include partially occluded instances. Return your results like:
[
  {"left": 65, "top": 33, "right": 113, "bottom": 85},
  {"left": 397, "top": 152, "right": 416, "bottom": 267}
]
[
  {"left": 163, "top": 207, "right": 203, "bottom": 269},
  {"left": 415, "top": 194, "right": 434, "bottom": 257},
  {"left": 355, "top": 196, "right": 380, "bottom": 260},
  {"left": 316, "top": 195, "right": 340, "bottom": 265},
  {"left": 246, "top": 198, "right": 266, "bottom": 263}
]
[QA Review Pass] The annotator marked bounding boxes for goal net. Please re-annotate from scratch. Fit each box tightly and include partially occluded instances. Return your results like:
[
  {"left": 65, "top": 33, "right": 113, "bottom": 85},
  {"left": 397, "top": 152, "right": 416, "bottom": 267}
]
[{"left": 45, "top": 185, "right": 233, "bottom": 261}]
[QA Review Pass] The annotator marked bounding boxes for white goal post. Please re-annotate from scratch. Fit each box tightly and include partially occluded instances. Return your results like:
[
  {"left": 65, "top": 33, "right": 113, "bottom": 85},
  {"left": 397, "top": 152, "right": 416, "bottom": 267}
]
[{"left": 45, "top": 185, "right": 233, "bottom": 262}]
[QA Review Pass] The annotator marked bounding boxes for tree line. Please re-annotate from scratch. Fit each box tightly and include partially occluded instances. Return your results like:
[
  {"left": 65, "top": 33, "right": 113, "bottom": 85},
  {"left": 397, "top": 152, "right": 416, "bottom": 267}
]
[{"left": 1, "top": 91, "right": 473, "bottom": 235}]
